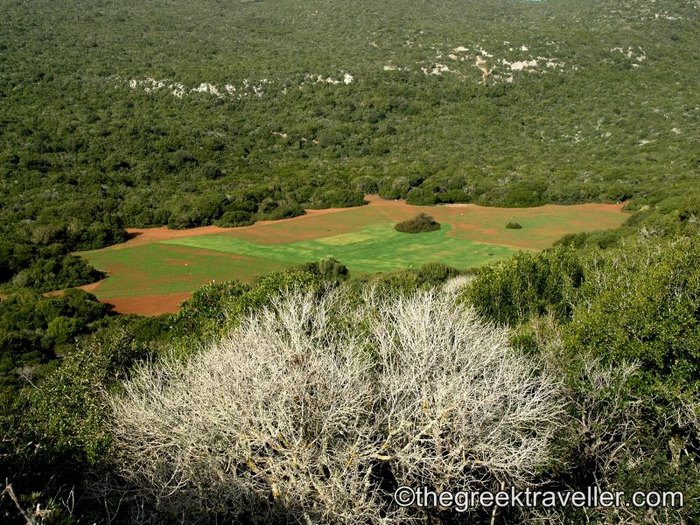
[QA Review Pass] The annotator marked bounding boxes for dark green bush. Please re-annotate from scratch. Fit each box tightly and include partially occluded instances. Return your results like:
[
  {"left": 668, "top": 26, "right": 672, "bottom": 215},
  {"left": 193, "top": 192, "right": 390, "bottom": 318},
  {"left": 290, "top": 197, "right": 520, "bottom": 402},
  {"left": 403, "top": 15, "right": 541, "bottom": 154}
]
[
  {"left": 462, "top": 247, "right": 584, "bottom": 325},
  {"left": 297, "top": 257, "right": 349, "bottom": 283},
  {"left": 394, "top": 213, "right": 441, "bottom": 233},
  {"left": 406, "top": 187, "right": 438, "bottom": 205},
  {"left": 215, "top": 210, "right": 255, "bottom": 227}
]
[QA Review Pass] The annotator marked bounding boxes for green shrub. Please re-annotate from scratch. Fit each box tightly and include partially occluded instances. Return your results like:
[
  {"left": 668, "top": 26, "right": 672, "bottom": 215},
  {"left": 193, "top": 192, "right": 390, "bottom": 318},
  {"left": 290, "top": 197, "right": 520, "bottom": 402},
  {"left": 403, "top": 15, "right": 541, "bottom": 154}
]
[
  {"left": 506, "top": 222, "right": 522, "bottom": 229},
  {"left": 566, "top": 237, "right": 700, "bottom": 396},
  {"left": 215, "top": 210, "right": 255, "bottom": 227},
  {"left": 405, "top": 187, "right": 437, "bottom": 205},
  {"left": 462, "top": 247, "right": 584, "bottom": 325},
  {"left": 1, "top": 326, "right": 159, "bottom": 525},
  {"left": 297, "top": 257, "right": 349, "bottom": 282},
  {"left": 394, "top": 213, "right": 440, "bottom": 233},
  {"left": 557, "top": 237, "right": 700, "bottom": 522},
  {"left": 172, "top": 268, "right": 322, "bottom": 342},
  {"left": 416, "top": 262, "right": 460, "bottom": 286}
]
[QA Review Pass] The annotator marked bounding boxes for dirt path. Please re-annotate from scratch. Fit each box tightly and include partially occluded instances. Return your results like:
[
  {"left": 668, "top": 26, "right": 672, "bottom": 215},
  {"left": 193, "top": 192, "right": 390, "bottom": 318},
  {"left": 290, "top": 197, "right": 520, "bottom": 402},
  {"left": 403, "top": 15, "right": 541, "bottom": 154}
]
[{"left": 475, "top": 56, "right": 491, "bottom": 84}]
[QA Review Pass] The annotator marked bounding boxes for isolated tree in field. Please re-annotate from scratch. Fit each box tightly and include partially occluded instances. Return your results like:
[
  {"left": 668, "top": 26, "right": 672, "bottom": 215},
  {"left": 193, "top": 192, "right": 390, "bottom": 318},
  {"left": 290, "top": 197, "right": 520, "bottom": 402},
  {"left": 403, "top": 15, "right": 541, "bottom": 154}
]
[
  {"left": 395, "top": 213, "right": 440, "bottom": 233},
  {"left": 109, "top": 288, "right": 563, "bottom": 524}
]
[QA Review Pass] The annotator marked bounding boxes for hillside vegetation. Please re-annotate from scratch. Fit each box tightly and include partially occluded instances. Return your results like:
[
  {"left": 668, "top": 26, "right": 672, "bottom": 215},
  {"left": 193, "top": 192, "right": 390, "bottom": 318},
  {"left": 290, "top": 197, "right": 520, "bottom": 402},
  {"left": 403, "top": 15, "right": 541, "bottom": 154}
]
[
  {"left": 4, "top": 234, "right": 699, "bottom": 523},
  {"left": 1, "top": 0, "right": 700, "bottom": 523},
  {"left": 1, "top": 0, "right": 699, "bottom": 289}
]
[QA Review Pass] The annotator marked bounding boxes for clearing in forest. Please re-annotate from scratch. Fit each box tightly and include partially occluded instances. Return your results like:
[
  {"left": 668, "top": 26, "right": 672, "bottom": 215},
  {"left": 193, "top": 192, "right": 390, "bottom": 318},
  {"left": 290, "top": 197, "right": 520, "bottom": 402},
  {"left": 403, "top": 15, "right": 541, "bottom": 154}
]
[{"left": 78, "top": 196, "right": 627, "bottom": 315}]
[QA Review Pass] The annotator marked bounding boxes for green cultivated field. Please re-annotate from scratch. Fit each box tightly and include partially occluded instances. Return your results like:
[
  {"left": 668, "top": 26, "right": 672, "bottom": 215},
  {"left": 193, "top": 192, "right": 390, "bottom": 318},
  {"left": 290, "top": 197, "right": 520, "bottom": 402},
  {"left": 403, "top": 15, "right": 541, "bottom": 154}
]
[
  {"left": 79, "top": 198, "right": 628, "bottom": 302},
  {"left": 166, "top": 224, "right": 514, "bottom": 273},
  {"left": 81, "top": 225, "right": 514, "bottom": 299},
  {"left": 80, "top": 244, "right": 287, "bottom": 298}
]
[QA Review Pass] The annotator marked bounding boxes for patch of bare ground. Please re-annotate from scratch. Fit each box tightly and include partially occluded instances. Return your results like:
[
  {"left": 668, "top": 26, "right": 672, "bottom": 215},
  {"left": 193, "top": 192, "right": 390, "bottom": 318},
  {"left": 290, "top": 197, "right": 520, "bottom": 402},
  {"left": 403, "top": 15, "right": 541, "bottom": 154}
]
[
  {"left": 111, "top": 207, "right": 354, "bottom": 249},
  {"left": 79, "top": 281, "right": 103, "bottom": 294},
  {"left": 101, "top": 292, "right": 191, "bottom": 316}
]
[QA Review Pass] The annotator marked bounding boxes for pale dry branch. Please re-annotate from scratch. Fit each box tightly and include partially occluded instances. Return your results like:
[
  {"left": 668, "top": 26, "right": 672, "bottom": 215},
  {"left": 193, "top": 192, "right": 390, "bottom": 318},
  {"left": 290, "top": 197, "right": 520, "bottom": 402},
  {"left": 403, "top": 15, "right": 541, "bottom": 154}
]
[
  {"left": 109, "top": 288, "right": 564, "bottom": 524},
  {"left": 2, "top": 481, "right": 37, "bottom": 525}
]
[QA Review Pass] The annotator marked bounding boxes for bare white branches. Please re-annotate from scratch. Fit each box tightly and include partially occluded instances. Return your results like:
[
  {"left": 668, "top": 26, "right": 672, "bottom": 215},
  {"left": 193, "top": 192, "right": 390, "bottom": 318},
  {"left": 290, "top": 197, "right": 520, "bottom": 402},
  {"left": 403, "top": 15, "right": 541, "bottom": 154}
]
[{"left": 109, "top": 288, "right": 564, "bottom": 524}]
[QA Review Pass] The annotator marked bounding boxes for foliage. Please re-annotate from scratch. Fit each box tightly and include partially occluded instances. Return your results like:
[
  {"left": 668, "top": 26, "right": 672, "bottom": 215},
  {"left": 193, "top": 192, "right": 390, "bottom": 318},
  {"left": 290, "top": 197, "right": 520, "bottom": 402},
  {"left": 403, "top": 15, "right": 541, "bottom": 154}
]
[
  {"left": 462, "top": 237, "right": 700, "bottom": 523},
  {"left": 349, "top": 262, "right": 464, "bottom": 297},
  {"left": 505, "top": 221, "right": 522, "bottom": 229},
  {"left": 558, "top": 239, "right": 700, "bottom": 522},
  {"left": 462, "top": 247, "right": 584, "bottom": 325},
  {"left": 394, "top": 213, "right": 440, "bottom": 233},
  {"left": 0, "top": 289, "right": 111, "bottom": 407},
  {"left": 0, "top": 243, "right": 105, "bottom": 293},
  {"left": 566, "top": 237, "right": 700, "bottom": 399},
  {"left": 171, "top": 268, "right": 324, "bottom": 343},
  {"left": 415, "top": 262, "right": 460, "bottom": 286},
  {"left": 1, "top": 323, "right": 161, "bottom": 524},
  {"left": 296, "top": 256, "right": 349, "bottom": 283}
]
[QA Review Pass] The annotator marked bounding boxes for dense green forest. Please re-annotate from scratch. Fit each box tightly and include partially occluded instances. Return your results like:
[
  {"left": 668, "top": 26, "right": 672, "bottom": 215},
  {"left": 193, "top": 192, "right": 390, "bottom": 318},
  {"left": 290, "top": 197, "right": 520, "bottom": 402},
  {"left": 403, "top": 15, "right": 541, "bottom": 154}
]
[
  {"left": 1, "top": 0, "right": 699, "bottom": 523},
  {"left": 1, "top": 0, "right": 699, "bottom": 289}
]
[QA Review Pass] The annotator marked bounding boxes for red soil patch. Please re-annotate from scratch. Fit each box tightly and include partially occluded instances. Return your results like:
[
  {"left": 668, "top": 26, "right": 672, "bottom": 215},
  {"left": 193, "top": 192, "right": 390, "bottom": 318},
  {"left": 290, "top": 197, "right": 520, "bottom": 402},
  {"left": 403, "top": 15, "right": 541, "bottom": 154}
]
[
  {"left": 1, "top": 284, "right": 185, "bottom": 316},
  {"left": 101, "top": 292, "right": 191, "bottom": 316},
  {"left": 114, "top": 207, "right": 351, "bottom": 249}
]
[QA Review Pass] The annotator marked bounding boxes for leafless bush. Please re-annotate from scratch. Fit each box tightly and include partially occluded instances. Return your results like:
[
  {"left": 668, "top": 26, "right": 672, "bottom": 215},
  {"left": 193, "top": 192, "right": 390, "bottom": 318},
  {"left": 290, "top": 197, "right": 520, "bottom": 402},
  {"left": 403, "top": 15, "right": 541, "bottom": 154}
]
[
  {"left": 442, "top": 274, "right": 475, "bottom": 294},
  {"left": 109, "top": 288, "right": 564, "bottom": 524}
]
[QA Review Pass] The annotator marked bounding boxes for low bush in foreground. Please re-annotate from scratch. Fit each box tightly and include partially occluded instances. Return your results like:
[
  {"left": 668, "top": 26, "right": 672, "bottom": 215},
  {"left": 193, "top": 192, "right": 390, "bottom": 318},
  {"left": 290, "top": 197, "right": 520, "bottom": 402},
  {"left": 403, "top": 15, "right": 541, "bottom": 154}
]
[{"left": 109, "top": 289, "right": 563, "bottom": 524}]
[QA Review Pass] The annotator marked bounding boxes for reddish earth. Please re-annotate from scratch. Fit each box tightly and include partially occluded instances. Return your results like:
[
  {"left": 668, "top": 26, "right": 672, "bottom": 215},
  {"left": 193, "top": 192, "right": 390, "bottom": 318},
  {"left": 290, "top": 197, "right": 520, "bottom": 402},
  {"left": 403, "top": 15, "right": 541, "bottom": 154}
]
[
  {"left": 114, "top": 206, "right": 351, "bottom": 249},
  {"left": 1, "top": 284, "right": 187, "bottom": 315},
  {"left": 0, "top": 284, "right": 182, "bottom": 317},
  {"left": 100, "top": 292, "right": 191, "bottom": 316},
  {"left": 79, "top": 281, "right": 102, "bottom": 293}
]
